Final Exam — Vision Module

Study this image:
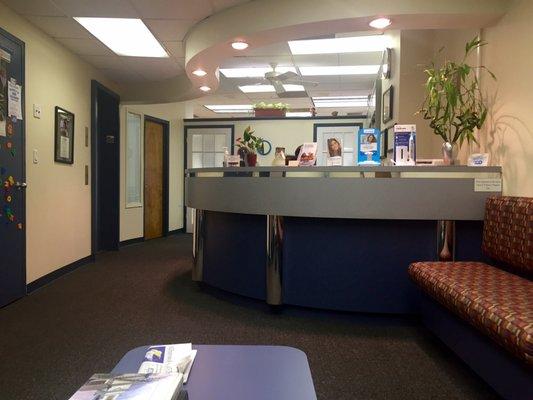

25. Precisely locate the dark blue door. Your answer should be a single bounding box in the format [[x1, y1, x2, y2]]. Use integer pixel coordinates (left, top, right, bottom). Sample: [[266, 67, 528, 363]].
[[0, 28, 25, 307]]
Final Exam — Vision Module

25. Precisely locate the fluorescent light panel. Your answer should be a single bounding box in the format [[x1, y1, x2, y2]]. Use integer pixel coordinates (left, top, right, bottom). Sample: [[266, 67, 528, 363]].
[[239, 84, 304, 93], [288, 35, 387, 55], [74, 17, 168, 57], [286, 112, 312, 117], [205, 104, 253, 113], [313, 96, 369, 108], [219, 66, 296, 78], [299, 65, 380, 76]]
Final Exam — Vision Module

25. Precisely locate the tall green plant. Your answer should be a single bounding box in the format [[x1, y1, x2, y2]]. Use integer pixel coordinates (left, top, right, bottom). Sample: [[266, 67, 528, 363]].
[[418, 37, 495, 147]]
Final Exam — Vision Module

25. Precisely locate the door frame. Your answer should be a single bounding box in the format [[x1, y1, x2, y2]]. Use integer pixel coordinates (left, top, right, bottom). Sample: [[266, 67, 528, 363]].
[[0, 27, 26, 300], [182, 124, 235, 231], [144, 115, 169, 238], [91, 80, 120, 254]]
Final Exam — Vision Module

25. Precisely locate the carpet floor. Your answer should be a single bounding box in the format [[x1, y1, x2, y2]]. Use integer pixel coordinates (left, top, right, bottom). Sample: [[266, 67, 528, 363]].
[[0, 234, 499, 399]]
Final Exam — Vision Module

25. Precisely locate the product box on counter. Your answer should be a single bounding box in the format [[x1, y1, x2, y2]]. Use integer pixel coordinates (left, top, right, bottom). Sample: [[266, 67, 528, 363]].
[[357, 128, 381, 165], [393, 125, 416, 165]]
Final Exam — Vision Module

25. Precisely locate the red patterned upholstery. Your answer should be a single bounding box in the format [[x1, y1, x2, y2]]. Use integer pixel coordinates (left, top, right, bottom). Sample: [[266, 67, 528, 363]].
[[409, 261, 533, 364], [482, 196, 533, 276]]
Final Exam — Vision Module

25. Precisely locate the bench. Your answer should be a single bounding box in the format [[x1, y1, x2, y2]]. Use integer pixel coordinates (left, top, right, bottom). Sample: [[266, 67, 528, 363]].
[[409, 196, 532, 399]]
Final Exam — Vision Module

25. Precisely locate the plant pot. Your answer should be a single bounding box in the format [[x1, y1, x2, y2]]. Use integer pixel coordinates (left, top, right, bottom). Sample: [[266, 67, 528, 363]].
[[247, 153, 258, 167], [442, 142, 456, 165], [254, 108, 286, 118]]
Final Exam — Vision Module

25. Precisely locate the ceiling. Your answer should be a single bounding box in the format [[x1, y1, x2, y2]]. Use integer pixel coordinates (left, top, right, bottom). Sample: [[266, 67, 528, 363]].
[[2, 0, 251, 82], [191, 38, 382, 117]]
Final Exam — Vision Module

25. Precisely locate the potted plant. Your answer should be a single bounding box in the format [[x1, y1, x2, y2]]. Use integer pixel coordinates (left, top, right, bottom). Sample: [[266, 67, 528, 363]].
[[253, 102, 289, 117], [417, 37, 496, 164], [235, 126, 265, 167]]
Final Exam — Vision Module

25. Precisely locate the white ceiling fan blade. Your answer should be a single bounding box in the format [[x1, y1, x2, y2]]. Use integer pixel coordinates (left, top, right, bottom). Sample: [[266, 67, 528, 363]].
[[271, 79, 286, 94], [275, 71, 298, 81], [284, 80, 319, 87]]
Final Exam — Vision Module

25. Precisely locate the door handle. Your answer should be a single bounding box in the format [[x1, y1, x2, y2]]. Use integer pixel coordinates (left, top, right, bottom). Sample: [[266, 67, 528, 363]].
[[15, 182, 27, 189]]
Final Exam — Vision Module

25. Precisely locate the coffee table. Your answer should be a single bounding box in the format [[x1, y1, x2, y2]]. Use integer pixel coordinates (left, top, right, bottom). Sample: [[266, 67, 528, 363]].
[[112, 345, 317, 400]]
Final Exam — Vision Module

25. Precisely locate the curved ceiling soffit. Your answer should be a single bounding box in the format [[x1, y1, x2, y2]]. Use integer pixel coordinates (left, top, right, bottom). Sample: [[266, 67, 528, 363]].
[[122, 0, 509, 104]]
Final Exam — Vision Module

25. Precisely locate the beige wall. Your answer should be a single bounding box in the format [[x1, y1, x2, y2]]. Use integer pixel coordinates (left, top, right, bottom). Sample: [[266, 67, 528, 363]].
[[186, 118, 367, 166], [0, 3, 120, 283], [478, 0, 533, 196], [119, 102, 189, 242]]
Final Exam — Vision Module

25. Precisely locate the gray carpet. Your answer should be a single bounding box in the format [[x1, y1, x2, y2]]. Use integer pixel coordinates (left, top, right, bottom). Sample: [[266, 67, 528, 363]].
[[0, 234, 498, 399]]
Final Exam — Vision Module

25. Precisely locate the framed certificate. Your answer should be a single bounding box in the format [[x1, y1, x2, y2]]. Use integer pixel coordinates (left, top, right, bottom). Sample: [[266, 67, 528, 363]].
[[54, 106, 75, 164]]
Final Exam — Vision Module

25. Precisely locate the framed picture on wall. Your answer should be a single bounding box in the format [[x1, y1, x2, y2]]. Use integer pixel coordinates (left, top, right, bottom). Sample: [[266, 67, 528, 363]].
[[54, 106, 75, 164], [382, 86, 393, 124]]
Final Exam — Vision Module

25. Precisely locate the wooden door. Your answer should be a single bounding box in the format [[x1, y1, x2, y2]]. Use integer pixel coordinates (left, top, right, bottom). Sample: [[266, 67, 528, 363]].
[[144, 120, 163, 240]]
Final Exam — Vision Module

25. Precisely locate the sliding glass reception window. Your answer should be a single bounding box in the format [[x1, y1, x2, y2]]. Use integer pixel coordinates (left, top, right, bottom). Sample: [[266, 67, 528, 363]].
[[126, 111, 142, 207]]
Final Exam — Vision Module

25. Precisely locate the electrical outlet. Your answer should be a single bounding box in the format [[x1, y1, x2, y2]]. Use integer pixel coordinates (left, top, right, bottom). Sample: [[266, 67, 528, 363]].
[[33, 149, 38, 164], [33, 104, 42, 119]]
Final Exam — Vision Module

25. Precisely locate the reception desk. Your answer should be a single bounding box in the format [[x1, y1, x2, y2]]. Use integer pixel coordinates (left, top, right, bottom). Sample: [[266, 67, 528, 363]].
[[185, 166, 502, 313]]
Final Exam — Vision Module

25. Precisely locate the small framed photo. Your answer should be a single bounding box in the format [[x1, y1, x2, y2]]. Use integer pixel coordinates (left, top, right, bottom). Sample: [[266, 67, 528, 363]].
[[55, 106, 75, 164], [382, 86, 393, 124]]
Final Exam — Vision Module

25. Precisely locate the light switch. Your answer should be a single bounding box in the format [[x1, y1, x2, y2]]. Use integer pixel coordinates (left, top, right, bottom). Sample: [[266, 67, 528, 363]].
[[33, 104, 42, 119], [33, 149, 38, 164]]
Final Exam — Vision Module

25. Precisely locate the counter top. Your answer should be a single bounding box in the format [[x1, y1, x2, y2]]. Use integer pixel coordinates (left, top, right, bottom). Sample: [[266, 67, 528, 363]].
[[186, 166, 502, 174]]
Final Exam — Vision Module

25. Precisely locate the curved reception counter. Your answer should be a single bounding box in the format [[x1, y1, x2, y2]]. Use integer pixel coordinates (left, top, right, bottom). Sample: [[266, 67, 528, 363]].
[[185, 166, 502, 313]]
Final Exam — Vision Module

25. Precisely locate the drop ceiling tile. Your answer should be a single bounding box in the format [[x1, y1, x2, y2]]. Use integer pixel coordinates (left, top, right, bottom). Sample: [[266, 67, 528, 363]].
[[56, 37, 115, 56], [162, 41, 184, 58], [245, 42, 291, 57], [292, 54, 339, 67], [2, 0, 64, 16], [81, 55, 125, 69], [129, 0, 213, 20], [120, 57, 184, 81], [340, 75, 376, 84], [144, 19, 195, 41], [211, 0, 251, 13], [25, 16, 91, 38], [51, 0, 138, 17], [221, 56, 294, 68], [339, 52, 383, 65]]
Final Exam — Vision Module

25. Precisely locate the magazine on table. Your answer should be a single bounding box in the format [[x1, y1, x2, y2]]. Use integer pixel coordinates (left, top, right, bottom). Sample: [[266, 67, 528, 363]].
[[68, 373, 184, 400], [138, 343, 197, 383]]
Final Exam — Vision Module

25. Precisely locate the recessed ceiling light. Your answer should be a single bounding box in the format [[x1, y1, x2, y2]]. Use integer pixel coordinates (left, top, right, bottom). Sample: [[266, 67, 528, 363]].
[[369, 17, 391, 29], [231, 41, 249, 50], [286, 111, 312, 117], [239, 84, 305, 93], [299, 65, 381, 76], [219, 66, 296, 78], [74, 17, 168, 57], [193, 69, 207, 77], [199, 86, 211, 92], [288, 35, 387, 55], [312, 96, 369, 108], [205, 104, 253, 113]]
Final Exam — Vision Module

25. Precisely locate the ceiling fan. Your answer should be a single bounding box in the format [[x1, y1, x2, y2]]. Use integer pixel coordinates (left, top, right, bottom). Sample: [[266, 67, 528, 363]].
[[254, 63, 318, 98]]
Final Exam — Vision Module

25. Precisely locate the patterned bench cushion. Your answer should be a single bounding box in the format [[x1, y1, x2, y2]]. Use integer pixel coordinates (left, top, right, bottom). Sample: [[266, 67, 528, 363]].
[[482, 196, 533, 276], [409, 261, 533, 364]]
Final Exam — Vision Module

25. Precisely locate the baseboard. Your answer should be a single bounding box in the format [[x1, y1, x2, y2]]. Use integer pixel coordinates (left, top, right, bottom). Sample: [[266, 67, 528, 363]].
[[27, 255, 95, 293], [168, 228, 185, 235], [120, 237, 144, 247]]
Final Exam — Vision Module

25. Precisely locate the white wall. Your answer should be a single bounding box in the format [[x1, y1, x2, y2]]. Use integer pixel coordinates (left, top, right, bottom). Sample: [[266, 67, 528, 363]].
[[0, 3, 121, 283], [477, 0, 533, 196], [185, 118, 367, 165], [119, 102, 189, 242]]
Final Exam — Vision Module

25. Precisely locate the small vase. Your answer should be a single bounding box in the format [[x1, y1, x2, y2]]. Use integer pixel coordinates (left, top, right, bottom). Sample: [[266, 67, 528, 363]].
[[442, 142, 455, 165], [247, 153, 258, 167]]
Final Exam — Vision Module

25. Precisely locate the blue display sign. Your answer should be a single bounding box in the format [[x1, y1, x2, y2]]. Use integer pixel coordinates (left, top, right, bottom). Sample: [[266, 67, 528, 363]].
[[357, 128, 381, 165]]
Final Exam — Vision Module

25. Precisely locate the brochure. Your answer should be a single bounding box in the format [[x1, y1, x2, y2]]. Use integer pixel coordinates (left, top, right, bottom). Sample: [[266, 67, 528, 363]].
[[138, 344, 197, 383], [326, 137, 343, 166], [357, 128, 381, 165], [297, 143, 318, 166], [68, 373, 184, 400], [393, 125, 416, 165]]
